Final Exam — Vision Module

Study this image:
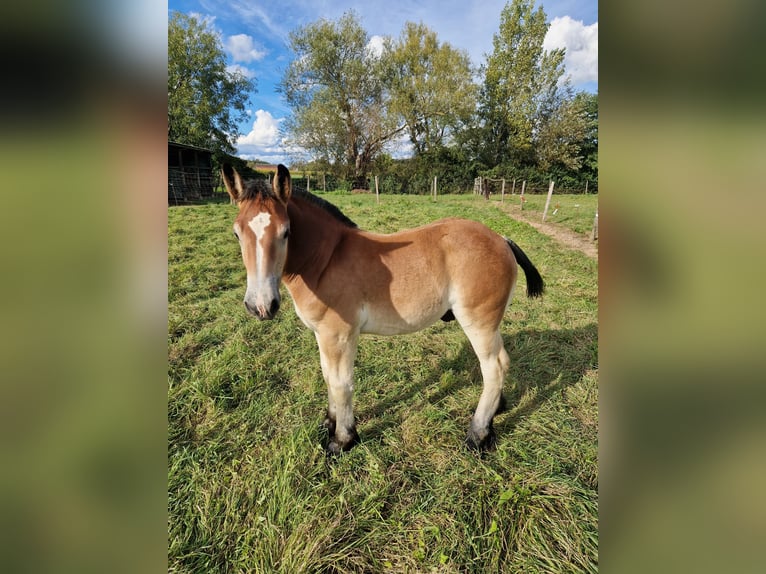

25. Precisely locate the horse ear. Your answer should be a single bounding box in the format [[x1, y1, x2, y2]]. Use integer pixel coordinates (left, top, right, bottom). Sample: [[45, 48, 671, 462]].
[[221, 164, 244, 203], [273, 164, 292, 205]]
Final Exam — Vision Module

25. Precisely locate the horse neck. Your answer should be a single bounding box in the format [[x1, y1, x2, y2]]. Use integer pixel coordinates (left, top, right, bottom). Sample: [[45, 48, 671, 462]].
[[283, 194, 347, 283]]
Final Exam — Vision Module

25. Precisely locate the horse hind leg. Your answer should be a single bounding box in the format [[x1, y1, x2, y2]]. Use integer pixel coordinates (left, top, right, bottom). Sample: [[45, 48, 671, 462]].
[[461, 326, 511, 451]]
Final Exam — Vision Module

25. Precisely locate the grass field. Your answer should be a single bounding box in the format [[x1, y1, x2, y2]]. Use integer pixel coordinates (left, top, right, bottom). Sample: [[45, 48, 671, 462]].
[[168, 193, 598, 573], [489, 193, 598, 236]]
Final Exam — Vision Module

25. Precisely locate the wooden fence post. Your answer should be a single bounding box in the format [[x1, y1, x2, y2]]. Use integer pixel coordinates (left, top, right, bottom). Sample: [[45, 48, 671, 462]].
[[585, 180, 589, 194], [520, 180, 526, 210], [375, 175, 379, 204], [323, 173, 326, 192], [591, 211, 599, 241], [501, 178, 506, 202], [307, 173, 310, 193], [542, 180, 555, 221], [433, 176, 437, 199], [511, 178, 516, 195]]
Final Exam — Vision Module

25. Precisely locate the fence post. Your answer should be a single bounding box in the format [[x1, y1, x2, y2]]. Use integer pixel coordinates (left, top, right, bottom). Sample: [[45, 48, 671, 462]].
[[323, 173, 326, 192], [307, 173, 310, 193], [520, 180, 526, 210], [585, 180, 589, 194], [511, 178, 516, 195], [433, 176, 437, 199], [501, 178, 506, 202], [375, 175, 379, 205], [591, 211, 599, 241], [542, 180, 555, 221]]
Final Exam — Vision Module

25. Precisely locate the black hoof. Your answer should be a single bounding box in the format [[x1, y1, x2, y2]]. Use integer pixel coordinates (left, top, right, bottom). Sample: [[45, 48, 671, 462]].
[[465, 426, 497, 452], [325, 426, 360, 456]]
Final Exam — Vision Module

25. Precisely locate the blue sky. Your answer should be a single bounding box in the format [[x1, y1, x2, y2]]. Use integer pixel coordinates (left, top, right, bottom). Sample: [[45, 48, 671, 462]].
[[168, 0, 598, 165]]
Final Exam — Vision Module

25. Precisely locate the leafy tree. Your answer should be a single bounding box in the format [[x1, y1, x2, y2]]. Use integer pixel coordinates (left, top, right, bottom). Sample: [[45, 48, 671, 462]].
[[389, 22, 477, 156], [534, 86, 589, 173], [478, 0, 566, 168], [574, 91, 598, 186], [280, 11, 403, 188], [168, 12, 254, 153]]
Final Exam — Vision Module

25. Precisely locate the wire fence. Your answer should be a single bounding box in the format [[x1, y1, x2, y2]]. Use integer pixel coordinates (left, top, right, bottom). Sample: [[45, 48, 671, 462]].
[[168, 167, 219, 205]]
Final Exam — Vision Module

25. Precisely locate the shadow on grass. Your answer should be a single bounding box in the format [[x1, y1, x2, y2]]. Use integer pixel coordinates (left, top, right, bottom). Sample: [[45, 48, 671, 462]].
[[359, 323, 598, 443]]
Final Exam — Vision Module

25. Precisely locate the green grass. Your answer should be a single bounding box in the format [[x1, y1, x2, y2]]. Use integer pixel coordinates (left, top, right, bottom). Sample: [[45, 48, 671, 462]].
[[489, 193, 599, 235], [169, 193, 598, 573]]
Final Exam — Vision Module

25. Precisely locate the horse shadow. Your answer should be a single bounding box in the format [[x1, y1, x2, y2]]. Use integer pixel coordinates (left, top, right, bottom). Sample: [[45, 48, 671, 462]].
[[357, 322, 598, 444]]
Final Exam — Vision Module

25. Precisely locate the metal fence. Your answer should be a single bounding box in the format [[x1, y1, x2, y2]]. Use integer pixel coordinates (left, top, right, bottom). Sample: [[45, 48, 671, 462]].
[[168, 167, 219, 204]]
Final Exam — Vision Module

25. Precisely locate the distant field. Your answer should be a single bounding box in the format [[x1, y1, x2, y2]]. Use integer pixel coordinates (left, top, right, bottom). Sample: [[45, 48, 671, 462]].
[[488, 192, 599, 235], [168, 193, 598, 573]]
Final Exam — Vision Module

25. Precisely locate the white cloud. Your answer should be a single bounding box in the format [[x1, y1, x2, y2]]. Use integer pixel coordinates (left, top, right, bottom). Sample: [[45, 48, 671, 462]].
[[544, 17, 598, 85], [235, 110, 309, 164], [367, 35, 385, 58], [226, 64, 256, 79], [188, 11, 217, 28], [225, 33, 266, 62], [237, 109, 282, 150]]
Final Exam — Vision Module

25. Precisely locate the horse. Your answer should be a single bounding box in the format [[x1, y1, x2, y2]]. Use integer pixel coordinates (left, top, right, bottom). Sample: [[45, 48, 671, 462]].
[[221, 164, 544, 454]]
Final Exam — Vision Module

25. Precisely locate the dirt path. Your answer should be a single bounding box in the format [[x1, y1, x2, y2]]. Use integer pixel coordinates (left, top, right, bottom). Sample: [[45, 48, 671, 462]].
[[497, 204, 598, 259]]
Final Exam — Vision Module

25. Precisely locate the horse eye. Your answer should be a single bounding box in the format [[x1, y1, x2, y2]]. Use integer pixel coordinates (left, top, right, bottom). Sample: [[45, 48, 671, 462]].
[[283, 228, 291, 240], [233, 231, 240, 240]]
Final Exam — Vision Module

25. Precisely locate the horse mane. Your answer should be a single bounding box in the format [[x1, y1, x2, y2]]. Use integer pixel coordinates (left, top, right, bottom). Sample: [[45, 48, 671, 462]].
[[239, 178, 357, 229], [293, 190, 357, 228]]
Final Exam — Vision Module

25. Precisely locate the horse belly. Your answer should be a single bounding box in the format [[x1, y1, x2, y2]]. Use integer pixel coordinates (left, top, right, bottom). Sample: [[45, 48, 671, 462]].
[[359, 294, 448, 336]]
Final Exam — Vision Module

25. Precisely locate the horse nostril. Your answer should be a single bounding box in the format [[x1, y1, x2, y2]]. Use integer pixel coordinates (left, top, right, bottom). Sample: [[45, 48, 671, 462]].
[[269, 299, 280, 316], [244, 300, 257, 315]]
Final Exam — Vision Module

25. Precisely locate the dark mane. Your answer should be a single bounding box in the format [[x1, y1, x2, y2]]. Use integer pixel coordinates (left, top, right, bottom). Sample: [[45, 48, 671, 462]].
[[293, 189, 357, 228], [239, 178, 357, 228]]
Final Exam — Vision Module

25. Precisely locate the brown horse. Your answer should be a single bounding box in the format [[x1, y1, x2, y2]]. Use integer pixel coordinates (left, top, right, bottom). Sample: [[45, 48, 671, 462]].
[[222, 164, 544, 454]]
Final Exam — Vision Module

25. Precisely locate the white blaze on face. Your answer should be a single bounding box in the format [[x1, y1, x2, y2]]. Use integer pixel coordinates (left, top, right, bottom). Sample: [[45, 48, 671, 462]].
[[248, 212, 272, 274], [244, 211, 278, 314], [248, 211, 271, 240]]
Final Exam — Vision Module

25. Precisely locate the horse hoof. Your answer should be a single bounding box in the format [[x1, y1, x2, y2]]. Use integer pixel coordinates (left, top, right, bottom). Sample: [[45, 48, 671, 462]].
[[325, 427, 360, 455], [465, 427, 496, 452]]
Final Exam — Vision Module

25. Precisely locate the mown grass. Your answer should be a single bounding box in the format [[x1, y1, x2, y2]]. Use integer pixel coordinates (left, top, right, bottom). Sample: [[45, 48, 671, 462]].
[[488, 193, 599, 235], [168, 193, 598, 573]]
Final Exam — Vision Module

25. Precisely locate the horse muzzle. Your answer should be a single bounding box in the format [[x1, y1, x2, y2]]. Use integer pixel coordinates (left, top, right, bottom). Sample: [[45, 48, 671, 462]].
[[244, 296, 280, 320]]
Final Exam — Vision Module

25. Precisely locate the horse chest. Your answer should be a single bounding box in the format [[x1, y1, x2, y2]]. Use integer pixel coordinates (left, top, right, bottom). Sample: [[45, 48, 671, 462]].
[[291, 298, 318, 330]]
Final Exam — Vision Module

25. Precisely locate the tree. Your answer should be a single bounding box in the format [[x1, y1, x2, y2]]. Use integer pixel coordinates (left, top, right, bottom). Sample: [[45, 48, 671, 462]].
[[280, 11, 403, 188], [168, 12, 254, 154], [574, 91, 598, 185], [478, 0, 566, 168], [534, 86, 589, 173], [389, 22, 477, 156]]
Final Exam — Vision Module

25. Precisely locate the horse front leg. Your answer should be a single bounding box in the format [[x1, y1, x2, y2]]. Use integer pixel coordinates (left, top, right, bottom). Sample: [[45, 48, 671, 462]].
[[315, 329, 360, 454]]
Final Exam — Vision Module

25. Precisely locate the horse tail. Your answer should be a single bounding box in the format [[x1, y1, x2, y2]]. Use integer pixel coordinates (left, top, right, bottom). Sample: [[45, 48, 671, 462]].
[[506, 238, 545, 298]]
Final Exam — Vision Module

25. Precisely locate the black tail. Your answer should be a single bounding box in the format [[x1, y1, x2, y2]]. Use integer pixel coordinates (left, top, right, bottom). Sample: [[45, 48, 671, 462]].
[[506, 239, 545, 298]]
